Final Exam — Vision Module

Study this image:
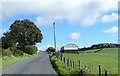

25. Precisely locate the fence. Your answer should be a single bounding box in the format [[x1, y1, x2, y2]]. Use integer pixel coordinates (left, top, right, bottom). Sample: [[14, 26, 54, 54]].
[[59, 53, 108, 76]]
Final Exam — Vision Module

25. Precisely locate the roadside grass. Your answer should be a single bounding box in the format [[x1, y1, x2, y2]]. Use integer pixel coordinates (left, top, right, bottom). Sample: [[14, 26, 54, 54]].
[[50, 55, 81, 76], [63, 48, 118, 74], [0, 54, 38, 69]]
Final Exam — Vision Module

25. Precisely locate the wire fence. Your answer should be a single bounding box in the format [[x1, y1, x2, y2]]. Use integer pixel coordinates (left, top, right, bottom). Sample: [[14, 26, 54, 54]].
[[59, 53, 109, 76]]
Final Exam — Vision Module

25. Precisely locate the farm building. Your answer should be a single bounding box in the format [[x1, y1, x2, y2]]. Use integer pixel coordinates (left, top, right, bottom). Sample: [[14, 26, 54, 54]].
[[61, 44, 79, 53]]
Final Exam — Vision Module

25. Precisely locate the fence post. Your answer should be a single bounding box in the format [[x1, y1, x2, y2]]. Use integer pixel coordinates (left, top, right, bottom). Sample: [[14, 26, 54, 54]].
[[104, 69, 107, 76], [60, 53, 62, 61], [70, 60, 72, 68], [63, 57, 65, 64], [67, 58, 69, 67], [79, 60, 80, 70], [73, 61, 74, 68], [99, 65, 101, 76]]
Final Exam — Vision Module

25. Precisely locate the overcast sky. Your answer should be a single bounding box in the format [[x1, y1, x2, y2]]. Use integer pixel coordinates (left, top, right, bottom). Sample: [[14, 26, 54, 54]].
[[0, 0, 118, 50]]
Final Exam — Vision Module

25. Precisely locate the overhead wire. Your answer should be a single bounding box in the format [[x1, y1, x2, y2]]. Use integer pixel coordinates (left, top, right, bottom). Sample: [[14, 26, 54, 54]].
[[0, 9, 13, 22]]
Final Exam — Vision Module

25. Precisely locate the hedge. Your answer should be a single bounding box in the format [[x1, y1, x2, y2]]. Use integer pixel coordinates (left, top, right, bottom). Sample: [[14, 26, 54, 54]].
[[24, 45, 37, 55]]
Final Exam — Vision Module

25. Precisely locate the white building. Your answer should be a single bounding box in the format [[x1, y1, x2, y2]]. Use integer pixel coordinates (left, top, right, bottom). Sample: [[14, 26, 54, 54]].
[[61, 44, 79, 53]]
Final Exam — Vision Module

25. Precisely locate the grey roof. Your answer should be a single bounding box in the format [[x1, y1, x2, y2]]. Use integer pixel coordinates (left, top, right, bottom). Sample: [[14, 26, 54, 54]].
[[61, 43, 79, 50], [64, 43, 78, 47]]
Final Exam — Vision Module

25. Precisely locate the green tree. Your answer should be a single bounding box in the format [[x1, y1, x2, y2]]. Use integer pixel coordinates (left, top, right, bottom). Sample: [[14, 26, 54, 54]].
[[46, 47, 55, 53], [9, 19, 43, 46], [1, 32, 14, 49]]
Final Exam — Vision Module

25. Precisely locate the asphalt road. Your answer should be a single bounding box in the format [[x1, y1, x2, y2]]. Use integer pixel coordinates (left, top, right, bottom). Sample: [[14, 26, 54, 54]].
[[2, 51, 57, 75]]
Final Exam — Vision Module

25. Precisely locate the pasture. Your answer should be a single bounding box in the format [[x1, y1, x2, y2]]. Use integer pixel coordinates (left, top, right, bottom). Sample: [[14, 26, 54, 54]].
[[63, 48, 118, 74]]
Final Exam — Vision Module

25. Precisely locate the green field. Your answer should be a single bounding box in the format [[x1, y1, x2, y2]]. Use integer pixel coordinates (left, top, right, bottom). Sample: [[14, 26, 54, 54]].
[[63, 48, 118, 74]]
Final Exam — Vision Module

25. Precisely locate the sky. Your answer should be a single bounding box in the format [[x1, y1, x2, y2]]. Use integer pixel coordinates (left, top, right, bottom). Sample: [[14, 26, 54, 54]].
[[0, 0, 119, 51]]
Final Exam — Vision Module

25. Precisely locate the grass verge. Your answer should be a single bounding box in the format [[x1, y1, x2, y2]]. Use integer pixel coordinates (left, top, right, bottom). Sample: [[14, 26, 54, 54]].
[[0, 54, 38, 69], [49, 54, 86, 76]]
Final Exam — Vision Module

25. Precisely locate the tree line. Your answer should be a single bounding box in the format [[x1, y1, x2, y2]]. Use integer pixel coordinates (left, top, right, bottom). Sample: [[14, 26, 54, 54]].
[[79, 43, 120, 51]]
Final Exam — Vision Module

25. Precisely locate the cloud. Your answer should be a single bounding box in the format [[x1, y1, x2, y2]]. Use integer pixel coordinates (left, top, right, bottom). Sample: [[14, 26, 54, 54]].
[[118, 37, 120, 44], [36, 16, 53, 26], [1, 0, 118, 26], [70, 32, 81, 40], [0, 29, 7, 34], [37, 44, 54, 51], [80, 14, 100, 27], [37, 46, 46, 51], [101, 13, 118, 22], [0, 29, 8, 37], [102, 26, 118, 33], [81, 13, 118, 26], [46, 44, 54, 48], [36, 16, 63, 26]]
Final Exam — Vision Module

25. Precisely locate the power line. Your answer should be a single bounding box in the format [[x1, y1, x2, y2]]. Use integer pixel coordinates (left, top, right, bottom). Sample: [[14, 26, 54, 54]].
[[0, 9, 13, 22]]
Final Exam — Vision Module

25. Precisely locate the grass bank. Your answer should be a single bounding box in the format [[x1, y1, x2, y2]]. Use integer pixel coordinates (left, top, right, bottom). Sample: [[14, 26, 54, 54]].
[[49, 54, 86, 76], [0, 54, 38, 69]]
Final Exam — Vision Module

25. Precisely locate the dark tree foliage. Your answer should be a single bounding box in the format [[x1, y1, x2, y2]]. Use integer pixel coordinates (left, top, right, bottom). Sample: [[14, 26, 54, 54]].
[[0, 39, 2, 56], [24, 45, 38, 55], [46, 47, 55, 53], [2, 32, 14, 49], [9, 19, 43, 46], [79, 43, 120, 51]]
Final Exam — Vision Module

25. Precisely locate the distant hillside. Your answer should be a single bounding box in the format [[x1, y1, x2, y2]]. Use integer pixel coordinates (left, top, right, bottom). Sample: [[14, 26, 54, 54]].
[[79, 43, 120, 51]]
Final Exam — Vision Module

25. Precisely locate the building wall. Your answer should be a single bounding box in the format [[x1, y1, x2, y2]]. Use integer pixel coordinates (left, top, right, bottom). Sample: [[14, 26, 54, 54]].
[[63, 50, 79, 53], [63, 44, 79, 50], [64, 47, 78, 50]]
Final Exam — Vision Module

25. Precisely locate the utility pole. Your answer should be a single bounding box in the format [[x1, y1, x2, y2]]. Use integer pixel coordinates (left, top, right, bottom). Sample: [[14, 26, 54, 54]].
[[53, 22, 56, 52]]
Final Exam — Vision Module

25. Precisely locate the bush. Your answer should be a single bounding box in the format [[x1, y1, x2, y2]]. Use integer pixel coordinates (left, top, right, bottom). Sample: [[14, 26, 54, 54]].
[[13, 50, 24, 57], [2, 47, 24, 57], [2, 48, 13, 57], [46, 47, 55, 53], [53, 52, 60, 58], [16, 44, 24, 51], [24, 45, 37, 55], [9, 47, 24, 57]]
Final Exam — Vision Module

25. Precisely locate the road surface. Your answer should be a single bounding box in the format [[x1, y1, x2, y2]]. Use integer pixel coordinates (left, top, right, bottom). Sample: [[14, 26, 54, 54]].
[[2, 51, 57, 75]]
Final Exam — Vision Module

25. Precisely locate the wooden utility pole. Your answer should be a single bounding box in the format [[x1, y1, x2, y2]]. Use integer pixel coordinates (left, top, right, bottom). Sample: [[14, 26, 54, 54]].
[[53, 22, 56, 52]]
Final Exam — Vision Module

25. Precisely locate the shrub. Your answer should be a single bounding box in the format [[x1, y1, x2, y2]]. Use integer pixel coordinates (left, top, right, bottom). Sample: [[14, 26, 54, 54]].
[[53, 52, 60, 58], [9, 47, 24, 56], [14, 50, 24, 57], [24, 45, 37, 55], [2, 47, 24, 57], [16, 44, 24, 51], [46, 47, 55, 53], [2, 48, 13, 57]]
